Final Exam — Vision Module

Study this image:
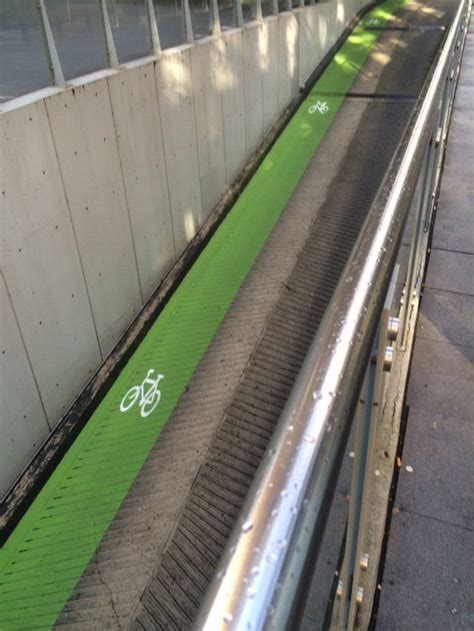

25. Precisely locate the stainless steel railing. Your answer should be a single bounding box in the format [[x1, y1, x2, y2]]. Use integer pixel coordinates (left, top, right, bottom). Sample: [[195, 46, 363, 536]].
[[193, 0, 470, 628]]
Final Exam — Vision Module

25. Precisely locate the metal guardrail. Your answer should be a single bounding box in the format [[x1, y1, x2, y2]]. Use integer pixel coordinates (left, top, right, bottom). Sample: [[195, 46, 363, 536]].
[[193, 0, 471, 628], [0, 0, 304, 103]]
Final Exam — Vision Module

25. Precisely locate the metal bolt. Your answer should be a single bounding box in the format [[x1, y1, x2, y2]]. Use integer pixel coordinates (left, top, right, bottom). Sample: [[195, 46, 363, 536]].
[[336, 580, 344, 599], [383, 346, 394, 372], [360, 553, 369, 572], [356, 586, 364, 605], [387, 317, 400, 342]]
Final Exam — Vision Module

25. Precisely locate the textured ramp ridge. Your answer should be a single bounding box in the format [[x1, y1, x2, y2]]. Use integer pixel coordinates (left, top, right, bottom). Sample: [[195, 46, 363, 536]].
[[0, 1, 408, 627], [56, 83, 369, 629], [132, 99, 414, 629]]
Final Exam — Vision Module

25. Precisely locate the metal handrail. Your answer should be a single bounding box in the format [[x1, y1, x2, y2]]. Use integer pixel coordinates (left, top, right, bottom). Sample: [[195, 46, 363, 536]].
[[193, 0, 469, 628]]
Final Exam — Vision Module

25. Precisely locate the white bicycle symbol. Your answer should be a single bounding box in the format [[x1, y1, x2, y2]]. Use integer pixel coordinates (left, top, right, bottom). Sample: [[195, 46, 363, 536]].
[[120, 369, 164, 418], [308, 100, 329, 115], [366, 17, 381, 26]]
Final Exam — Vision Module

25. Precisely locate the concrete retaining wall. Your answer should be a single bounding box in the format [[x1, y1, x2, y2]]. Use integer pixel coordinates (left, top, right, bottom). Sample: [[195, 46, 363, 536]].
[[0, 0, 369, 496]]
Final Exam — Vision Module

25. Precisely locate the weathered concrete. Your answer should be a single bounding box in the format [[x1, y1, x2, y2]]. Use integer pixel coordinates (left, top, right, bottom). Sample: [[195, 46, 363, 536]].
[[0, 1, 368, 495], [56, 79, 382, 631]]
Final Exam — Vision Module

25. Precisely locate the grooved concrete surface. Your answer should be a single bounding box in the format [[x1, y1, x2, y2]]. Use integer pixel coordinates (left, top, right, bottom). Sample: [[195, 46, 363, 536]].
[[54, 71, 374, 631], [58, 95, 383, 631], [132, 100, 413, 631], [376, 15, 474, 630], [129, 6, 449, 624]]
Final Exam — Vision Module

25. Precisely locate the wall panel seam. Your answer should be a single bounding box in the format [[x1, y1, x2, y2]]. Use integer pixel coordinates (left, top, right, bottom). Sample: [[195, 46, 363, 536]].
[[277, 16, 282, 120], [0, 269, 50, 429], [220, 43, 230, 187], [189, 51, 206, 221], [106, 80, 145, 306], [43, 101, 103, 362], [241, 31, 249, 158], [260, 24, 266, 134], [151, 62, 177, 259]]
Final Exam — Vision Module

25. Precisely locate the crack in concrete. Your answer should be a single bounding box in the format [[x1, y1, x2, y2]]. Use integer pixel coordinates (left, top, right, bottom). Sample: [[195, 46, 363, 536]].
[[398, 506, 474, 533], [95, 554, 123, 630]]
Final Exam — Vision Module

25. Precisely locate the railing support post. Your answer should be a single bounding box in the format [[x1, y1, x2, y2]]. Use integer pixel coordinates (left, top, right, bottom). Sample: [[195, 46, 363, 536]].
[[36, 0, 65, 86], [334, 271, 399, 630], [234, 0, 244, 27], [209, 0, 222, 35], [99, 0, 119, 68], [252, 0, 263, 21], [146, 0, 162, 55], [399, 139, 432, 346], [182, 0, 195, 44]]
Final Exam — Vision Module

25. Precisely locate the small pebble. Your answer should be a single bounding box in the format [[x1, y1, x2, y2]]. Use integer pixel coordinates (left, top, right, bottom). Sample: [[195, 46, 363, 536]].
[[405, 465, 414, 473]]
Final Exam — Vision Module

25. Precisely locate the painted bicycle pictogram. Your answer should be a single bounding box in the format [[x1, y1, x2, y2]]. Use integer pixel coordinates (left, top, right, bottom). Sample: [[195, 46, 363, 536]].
[[365, 17, 381, 26], [120, 369, 165, 418], [308, 100, 329, 115]]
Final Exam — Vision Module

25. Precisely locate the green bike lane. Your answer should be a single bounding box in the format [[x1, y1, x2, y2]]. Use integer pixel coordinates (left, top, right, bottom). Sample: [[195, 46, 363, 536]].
[[0, 2, 406, 627]]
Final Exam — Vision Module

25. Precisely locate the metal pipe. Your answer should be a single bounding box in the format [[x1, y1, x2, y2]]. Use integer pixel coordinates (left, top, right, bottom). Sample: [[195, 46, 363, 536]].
[[36, 0, 65, 86], [193, 1, 467, 629], [182, 0, 195, 44], [146, 0, 162, 55], [252, 0, 263, 21], [233, 0, 244, 27], [99, 0, 119, 67], [209, 0, 222, 35]]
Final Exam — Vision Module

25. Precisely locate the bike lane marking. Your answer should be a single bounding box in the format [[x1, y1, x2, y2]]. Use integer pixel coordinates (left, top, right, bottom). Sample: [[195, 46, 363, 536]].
[[0, 1, 407, 626], [119, 370, 165, 417]]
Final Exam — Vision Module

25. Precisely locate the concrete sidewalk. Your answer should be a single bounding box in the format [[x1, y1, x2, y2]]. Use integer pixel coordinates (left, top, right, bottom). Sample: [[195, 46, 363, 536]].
[[376, 13, 474, 631]]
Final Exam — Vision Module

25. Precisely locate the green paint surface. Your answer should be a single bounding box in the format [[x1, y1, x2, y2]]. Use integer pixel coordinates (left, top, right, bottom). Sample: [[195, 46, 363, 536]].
[[0, 2, 405, 627]]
